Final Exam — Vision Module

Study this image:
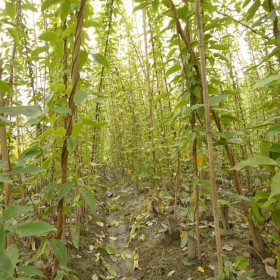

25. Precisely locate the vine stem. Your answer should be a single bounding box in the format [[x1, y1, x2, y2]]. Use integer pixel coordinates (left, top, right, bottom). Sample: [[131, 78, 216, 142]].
[[53, 0, 86, 277]]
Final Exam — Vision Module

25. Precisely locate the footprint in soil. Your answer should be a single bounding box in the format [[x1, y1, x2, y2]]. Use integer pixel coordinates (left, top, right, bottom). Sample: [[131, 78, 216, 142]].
[[106, 211, 134, 279]]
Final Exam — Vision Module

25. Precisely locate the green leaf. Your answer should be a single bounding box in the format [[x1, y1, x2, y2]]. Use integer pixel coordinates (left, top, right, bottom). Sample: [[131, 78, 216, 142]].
[[0, 105, 41, 117], [22, 2, 38, 12], [54, 270, 66, 280], [72, 122, 83, 137], [0, 80, 12, 94], [53, 106, 71, 115], [152, 0, 159, 11], [16, 221, 55, 237], [92, 54, 109, 68], [6, 245, 18, 272], [42, 0, 62, 11], [18, 147, 42, 164], [106, 244, 116, 255], [267, 125, 280, 138], [232, 155, 278, 171], [0, 224, 4, 252], [7, 28, 19, 43], [55, 127, 66, 136], [5, 1, 16, 18], [209, 94, 230, 106], [133, 1, 149, 12], [174, 100, 188, 110], [235, 256, 249, 270], [154, 93, 169, 103], [80, 188, 96, 213], [246, 0, 260, 21], [57, 181, 74, 201], [82, 119, 107, 127], [166, 64, 181, 77], [31, 46, 49, 57], [228, 138, 244, 145], [0, 252, 13, 280], [38, 31, 58, 42], [60, 0, 71, 21], [74, 90, 87, 105], [17, 265, 46, 278], [210, 44, 228, 50], [51, 239, 68, 266], [0, 174, 13, 184], [4, 205, 32, 221], [253, 73, 280, 89], [67, 137, 75, 153], [9, 166, 45, 175], [62, 23, 76, 38], [270, 171, 280, 198], [79, 50, 88, 69], [70, 225, 80, 249], [0, 160, 7, 169]]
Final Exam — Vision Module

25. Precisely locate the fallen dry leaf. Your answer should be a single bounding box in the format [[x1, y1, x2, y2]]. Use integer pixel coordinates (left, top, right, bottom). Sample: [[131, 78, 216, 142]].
[[197, 266, 205, 273], [96, 222, 104, 227], [222, 244, 233, 252], [263, 257, 276, 266], [89, 245, 94, 251], [265, 264, 278, 278], [167, 270, 176, 276], [180, 231, 188, 238], [92, 273, 99, 280], [109, 236, 117, 240], [75, 255, 82, 259]]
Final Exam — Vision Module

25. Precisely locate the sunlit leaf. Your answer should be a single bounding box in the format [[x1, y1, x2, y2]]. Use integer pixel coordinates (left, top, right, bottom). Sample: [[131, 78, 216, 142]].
[[92, 54, 109, 68], [42, 0, 62, 11], [38, 31, 58, 42], [0, 80, 12, 94], [5, 1, 16, 18], [60, 0, 71, 21], [232, 155, 278, 171]]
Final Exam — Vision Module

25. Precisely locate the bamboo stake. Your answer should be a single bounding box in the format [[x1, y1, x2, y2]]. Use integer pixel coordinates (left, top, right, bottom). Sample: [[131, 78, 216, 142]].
[[195, 0, 223, 273]]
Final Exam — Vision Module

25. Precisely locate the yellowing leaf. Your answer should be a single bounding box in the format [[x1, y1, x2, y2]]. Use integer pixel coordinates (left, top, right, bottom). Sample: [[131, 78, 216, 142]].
[[197, 266, 204, 273], [180, 231, 188, 238], [197, 155, 204, 167]]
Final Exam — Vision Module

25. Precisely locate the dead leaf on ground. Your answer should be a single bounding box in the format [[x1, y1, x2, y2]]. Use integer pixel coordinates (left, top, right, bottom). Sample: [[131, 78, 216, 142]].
[[263, 257, 276, 266], [265, 264, 278, 278], [96, 222, 104, 227], [197, 266, 205, 273], [167, 270, 176, 276], [75, 255, 82, 259], [109, 236, 117, 240], [92, 274, 99, 280], [222, 244, 233, 251], [146, 221, 153, 226]]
